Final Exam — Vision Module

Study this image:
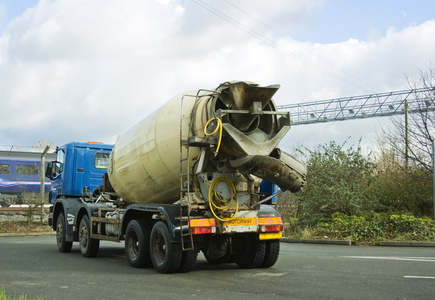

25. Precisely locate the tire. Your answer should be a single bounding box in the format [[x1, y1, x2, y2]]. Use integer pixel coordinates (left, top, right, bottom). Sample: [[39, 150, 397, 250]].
[[125, 220, 152, 268], [203, 249, 232, 264], [56, 213, 72, 253], [79, 215, 100, 257], [150, 221, 182, 274], [260, 240, 280, 268], [235, 235, 266, 269], [178, 250, 198, 273]]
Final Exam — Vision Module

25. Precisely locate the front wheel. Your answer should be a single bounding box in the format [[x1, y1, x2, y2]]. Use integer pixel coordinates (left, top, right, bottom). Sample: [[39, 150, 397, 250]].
[[150, 221, 182, 274], [56, 213, 72, 253], [79, 215, 100, 257]]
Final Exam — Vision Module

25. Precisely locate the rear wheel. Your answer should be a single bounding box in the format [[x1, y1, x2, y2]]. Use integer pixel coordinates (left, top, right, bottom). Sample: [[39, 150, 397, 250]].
[[204, 249, 232, 264], [56, 213, 72, 253], [79, 215, 100, 257], [260, 240, 280, 268], [150, 221, 182, 274], [178, 250, 198, 273], [235, 235, 266, 269], [125, 220, 152, 268]]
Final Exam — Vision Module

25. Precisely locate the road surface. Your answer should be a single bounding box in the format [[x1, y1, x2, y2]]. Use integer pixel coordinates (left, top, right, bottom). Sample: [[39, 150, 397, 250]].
[[0, 236, 434, 299]]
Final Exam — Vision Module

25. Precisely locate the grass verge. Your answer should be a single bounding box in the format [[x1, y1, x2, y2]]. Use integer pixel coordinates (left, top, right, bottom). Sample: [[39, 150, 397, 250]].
[[0, 287, 45, 300]]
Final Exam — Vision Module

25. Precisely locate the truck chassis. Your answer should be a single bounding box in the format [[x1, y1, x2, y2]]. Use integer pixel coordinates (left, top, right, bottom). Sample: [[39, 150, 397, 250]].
[[50, 194, 282, 273]]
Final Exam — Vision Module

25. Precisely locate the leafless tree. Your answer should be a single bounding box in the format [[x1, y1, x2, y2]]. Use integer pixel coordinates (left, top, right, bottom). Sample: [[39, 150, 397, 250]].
[[384, 64, 435, 173]]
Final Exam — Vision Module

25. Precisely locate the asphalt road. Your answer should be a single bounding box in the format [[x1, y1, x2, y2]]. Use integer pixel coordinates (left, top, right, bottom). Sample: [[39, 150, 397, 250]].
[[0, 236, 434, 299]]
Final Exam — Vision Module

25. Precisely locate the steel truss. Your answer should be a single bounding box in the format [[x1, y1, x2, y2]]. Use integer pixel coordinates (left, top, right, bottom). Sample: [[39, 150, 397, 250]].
[[277, 87, 435, 126]]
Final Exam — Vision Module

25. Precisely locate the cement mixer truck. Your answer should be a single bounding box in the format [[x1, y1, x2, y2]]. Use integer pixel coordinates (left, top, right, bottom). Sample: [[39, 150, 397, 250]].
[[46, 81, 306, 274]]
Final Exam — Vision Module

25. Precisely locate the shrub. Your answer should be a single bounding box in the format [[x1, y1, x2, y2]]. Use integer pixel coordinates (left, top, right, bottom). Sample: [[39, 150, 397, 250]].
[[312, 212, 435, 244], [297, 141, 377, 224]]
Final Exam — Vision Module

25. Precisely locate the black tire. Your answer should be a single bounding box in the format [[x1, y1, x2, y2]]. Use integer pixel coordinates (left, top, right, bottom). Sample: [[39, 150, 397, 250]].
[[56, 213, 73, 253], [203, 249, 232, 264], [125, 220, 152, 268], [235, 235, 266, 269], [79, 215, 100, 257], [260, 240, 280, 268], [150, 221, 182, 274], [178, 250, 198, 273]]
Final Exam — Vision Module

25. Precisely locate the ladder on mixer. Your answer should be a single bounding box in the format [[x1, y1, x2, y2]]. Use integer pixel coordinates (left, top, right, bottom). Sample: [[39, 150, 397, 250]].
[[179, 95, 194, 251]]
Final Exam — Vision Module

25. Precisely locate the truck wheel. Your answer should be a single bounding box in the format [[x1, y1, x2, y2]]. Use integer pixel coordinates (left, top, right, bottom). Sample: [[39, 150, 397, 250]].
[[79, 215, 100, 257], [178, 250, 198, 273], [125, 220, 152, 268], [235, 235, 266, 269], [260, 240, 280, 268], [150, 221, 182, 274], [56, 213, 72, 253], [203, 249, 232, 264]]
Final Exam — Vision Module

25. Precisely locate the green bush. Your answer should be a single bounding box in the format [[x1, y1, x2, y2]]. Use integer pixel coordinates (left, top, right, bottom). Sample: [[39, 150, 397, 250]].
[[311, 212, 435, 244], [297, 141, 377, 224], [281, 139, 435, 243], [293, 140, 434, 225], [369, 166, 433, 217]]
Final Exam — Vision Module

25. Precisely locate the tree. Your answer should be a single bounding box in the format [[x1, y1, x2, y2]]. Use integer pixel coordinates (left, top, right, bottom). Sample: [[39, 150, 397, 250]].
[[297, 140, 376, 224], [385, 64, 435, 172], [371, 140, 433, 217]]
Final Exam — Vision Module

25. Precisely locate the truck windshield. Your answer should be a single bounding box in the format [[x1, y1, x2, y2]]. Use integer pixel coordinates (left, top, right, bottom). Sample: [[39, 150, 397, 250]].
[[95, 152, 110, 169]]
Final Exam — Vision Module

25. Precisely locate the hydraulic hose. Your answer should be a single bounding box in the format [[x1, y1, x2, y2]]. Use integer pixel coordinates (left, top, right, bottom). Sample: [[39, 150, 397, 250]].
[[204, 117, 222, 155], [208, 176, 238, 222]]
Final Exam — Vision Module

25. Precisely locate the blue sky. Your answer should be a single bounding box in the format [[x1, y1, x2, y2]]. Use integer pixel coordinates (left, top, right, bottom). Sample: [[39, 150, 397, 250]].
[[0, 0, 38, 32], [0, 0, 434, 152], [302, 0, 435, 43], [2, 1, 434, 43]]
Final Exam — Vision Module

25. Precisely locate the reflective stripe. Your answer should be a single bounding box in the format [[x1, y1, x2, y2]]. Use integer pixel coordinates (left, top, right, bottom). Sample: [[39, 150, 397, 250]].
[[188, 218, 216, 227], [258, 217, 282, 225]]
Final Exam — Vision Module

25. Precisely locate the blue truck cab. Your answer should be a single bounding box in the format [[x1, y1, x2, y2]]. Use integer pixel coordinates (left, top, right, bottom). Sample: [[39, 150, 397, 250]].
[[260, 180, 277, 205], [46, 142, 113, 228]]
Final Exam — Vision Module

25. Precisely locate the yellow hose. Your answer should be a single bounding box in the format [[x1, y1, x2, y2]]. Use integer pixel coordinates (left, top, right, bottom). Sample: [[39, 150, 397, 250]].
[[208, 176, 238, 222], [204, 117, 222, 155]]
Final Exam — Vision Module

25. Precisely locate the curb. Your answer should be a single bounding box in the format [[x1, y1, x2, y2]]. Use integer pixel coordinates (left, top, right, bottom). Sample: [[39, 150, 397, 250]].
[[281, 238, 352, 245], [281, 238, 435, 247], [377, 241, 435, 247]]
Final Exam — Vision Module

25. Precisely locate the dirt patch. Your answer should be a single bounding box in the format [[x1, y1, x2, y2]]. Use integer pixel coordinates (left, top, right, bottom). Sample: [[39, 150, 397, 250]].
[[0, 220, 53, 234], [0, 213, 53, 235]]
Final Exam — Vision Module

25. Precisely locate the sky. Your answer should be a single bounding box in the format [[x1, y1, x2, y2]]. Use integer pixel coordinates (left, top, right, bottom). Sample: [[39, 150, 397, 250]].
[[0, 0, 435, 155]]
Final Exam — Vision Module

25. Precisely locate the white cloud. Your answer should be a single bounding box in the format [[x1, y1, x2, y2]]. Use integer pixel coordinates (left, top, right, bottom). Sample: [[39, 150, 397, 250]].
[[0, 0, 434, 151]]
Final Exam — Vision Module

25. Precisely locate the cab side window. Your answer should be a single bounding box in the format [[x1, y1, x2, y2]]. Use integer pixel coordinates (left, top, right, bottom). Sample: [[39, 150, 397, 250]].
[[53, 149, 65, 174], [95, 152, 109, 169]]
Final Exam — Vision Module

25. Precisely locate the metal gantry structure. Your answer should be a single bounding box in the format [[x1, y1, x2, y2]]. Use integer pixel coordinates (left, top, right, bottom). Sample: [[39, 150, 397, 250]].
[[277, 87, 435, 126]]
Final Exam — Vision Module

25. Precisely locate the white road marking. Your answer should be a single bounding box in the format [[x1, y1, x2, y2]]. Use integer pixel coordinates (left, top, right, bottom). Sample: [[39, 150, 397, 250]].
[[253, 272, 288, 277], [342, 256, 435, 262], [404, 276, 435, 279]]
